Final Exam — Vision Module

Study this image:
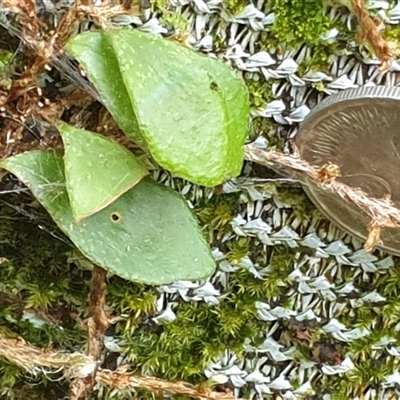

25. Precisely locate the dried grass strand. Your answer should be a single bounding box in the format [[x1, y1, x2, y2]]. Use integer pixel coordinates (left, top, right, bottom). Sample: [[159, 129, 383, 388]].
[[0, 334, 237, 400], [97, 368, 238, 400], [70, 265, 109, 399], [350, 0, 392, 66], [244, 144, 400, 251]]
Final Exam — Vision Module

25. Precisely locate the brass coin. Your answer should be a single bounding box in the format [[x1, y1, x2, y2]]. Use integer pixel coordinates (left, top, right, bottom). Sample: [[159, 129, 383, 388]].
[[295, 86, 400, 255]]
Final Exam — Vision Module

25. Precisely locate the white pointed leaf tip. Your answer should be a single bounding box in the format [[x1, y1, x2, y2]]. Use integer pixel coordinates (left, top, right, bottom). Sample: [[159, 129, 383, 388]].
[[193, 282, 220, 297], [300, 233, 324, 249], [225, 44, 250, 59], [319, 28, 339, 41], [242, 218, 272, 233], [209, 374, 229, 384], [328, 74, 358, 90], [247, 51, 275, 66], [230, 374, 247, 388], [387, 347, 400, 357], [198, 35, 213, 49], [368, 0, 389, 9], [245, 371, 270, 383], [103, 336, 123, 352], [360, 291, 386, 302], [262, 13, 275, 24], [309, 276, 332, 290], [268, 375, 292, 390], [336, 282, 356, 294], [255, 301, 270, 310], [348, 249, 377, 264], [344, 327, 370, 341], [222, 365, 246, 376], [302, 71, 332, 82], [288, 74, 306, 87], [271, 226, 300, 240], [376, 256, 394, 269], [276, 58, 298, 74], [152, 304, 176, 324], [323, 318, 347, 333], [296, 310, 321, 322], [293, 382, 314, 395], [269, 306, 296, 319], [281, 392, 296, 400], [193, 0, 210, 13], [288, 105, 310, 122], [211, 248, 224, 260], [234, 4, 265, 19], [252, 136, 268, 148], [325, 240, 350, 256], [112, 14, 143, 26], [390, 2, 400, 18], [384, 371, 400, 385], [238, 255, 254, 268], [140, 18, 169, 35], [260, 336, 284, 351]]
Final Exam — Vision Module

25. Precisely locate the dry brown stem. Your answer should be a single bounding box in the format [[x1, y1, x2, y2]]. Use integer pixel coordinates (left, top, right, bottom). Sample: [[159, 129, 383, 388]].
[[0, 334, 95, 377], [350, 0, 392, 66], [70, 265, 109, 399], [97, 368, 237, 400], [0, 334, 237, 399], [244, 144, 400, 251]]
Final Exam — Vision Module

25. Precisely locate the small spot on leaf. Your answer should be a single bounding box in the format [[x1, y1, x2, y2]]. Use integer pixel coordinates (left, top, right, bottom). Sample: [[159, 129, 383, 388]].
[[210, 81, 218, 90], [111, 212, 121, 223]]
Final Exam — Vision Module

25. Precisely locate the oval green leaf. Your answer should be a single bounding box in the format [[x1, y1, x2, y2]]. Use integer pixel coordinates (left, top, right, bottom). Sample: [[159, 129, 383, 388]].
[[1, 150, 215, 284], [57, 121, 148, 221], [65, 29, 250, 187]]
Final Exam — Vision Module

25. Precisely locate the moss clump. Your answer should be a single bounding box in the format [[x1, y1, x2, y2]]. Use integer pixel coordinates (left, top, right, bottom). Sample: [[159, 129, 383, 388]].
[[152, 0, 189, 32], [227, 237, 251, 264], [276, 186, 322, 223], [245, 75, 274, 109], [119, 246, 297, 386], [224, 0, 248, 15], [0, 187, 88, 397], [0, 360, 68, 400], [257, 0, 351, 73], [269, 0, 333, 48], [196, 193, 241, 242]]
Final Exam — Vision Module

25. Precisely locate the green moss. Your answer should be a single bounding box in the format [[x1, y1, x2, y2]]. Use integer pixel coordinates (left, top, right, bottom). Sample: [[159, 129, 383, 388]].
[[196, 193, 241, 242], [256, 0, 352, 73], [269, 0, 332, 46], [245, 75, 274, 109], [108, 278, 158, 335], [0, 360, 69, 400], [224, 0, 248, 15], [152, 0, 189, 32], [346, 357, 398, 393], [383, 22, 400, 42], [118, 247, 301, 384], [227, 237, 251, 264], [276, 186, 322, 224]]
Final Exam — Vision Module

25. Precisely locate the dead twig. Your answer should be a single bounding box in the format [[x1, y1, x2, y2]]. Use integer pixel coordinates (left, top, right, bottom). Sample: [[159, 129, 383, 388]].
[[244, 144, 400, 251], [0, 334, 237, 400], [70, 265, 109, 400], [0, 334, 95, 377], [350, 0, 393, 67], [97, 367, 237, 400]]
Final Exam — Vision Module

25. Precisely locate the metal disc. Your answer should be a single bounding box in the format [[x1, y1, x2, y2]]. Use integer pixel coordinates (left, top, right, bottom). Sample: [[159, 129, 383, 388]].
[[295, 86, 400, 256]]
